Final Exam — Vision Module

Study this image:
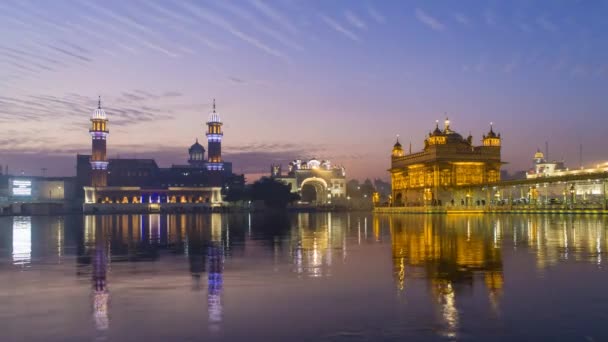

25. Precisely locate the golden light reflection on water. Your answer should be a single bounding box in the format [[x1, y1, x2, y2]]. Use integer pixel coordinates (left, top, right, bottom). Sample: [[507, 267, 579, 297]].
[[378, 214, 608, 339], [2, 213, 608, 340]]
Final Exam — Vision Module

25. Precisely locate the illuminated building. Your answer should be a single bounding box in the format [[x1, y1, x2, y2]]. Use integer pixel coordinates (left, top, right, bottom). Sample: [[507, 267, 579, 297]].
[[80, 98, 242, 212], [271, 159, 346, 204], [527, 149, 566, 178], [390, 118, 502, 206], [90, 97, 109, 187], [206, 99, 224, 171]]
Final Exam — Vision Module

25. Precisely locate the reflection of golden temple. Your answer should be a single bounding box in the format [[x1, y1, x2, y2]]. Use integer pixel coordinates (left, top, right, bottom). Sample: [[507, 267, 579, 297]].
[[386, 213, 504, 333]]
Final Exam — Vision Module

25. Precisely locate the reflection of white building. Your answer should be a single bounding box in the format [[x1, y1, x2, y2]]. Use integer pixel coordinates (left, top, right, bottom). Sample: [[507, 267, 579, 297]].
[[12, 216, 31, 266], [292, 213, 346, 277], [271, 159, 346, 204]]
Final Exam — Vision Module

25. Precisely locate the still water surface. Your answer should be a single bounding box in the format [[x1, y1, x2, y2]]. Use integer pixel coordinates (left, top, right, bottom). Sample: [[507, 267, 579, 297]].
[[1, 213, 608, 341]]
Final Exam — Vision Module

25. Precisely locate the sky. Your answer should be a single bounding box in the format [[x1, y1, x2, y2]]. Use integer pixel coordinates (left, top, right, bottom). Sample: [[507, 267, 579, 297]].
[[1, 0, 607, 181]]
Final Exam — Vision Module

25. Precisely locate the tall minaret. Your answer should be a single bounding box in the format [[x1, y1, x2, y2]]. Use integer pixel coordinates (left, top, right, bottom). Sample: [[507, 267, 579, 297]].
[[89, 97, 109, 187], [206, 99, 224, 171]]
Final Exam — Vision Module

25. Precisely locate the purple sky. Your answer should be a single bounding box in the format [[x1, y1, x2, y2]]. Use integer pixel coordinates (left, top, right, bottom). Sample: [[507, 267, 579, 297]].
[[1, 1, 607, 181]]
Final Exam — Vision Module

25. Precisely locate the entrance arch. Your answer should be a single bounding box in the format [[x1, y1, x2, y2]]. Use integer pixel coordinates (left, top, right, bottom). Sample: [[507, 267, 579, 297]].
[[300, 177, 328, 204]]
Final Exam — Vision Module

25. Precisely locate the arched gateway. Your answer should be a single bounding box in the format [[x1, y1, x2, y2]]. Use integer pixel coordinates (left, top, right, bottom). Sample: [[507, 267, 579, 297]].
[[270, 159, 346, 205]]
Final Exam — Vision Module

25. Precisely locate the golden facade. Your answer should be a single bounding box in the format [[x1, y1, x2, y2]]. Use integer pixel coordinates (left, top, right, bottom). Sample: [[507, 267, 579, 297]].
[[390, 119, 502, 206]]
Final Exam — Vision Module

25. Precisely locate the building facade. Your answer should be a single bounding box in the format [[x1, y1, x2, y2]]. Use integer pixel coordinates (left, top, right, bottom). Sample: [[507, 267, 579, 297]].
[[390, 119, 502, 206], [527, 149, 566, 179], [81, 98, 239, 212], [271, 159, 346, 204]]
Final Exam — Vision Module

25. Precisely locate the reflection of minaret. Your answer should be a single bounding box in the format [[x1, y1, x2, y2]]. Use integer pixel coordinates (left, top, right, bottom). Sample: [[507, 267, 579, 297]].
[[208, 214, 224, 332], [91, 216, 110, 331], [187, 216, 206, 290]]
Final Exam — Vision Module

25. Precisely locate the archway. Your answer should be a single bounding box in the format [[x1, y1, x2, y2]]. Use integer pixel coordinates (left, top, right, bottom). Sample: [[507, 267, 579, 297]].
[[301, 184, 318, 203], [300, 178, 328, 204]]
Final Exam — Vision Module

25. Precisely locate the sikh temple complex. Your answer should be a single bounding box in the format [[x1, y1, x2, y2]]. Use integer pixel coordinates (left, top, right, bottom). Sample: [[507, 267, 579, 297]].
[[383, 117, 608, 212], [389, 118, 502, 207], [77, 98, 243, 212]]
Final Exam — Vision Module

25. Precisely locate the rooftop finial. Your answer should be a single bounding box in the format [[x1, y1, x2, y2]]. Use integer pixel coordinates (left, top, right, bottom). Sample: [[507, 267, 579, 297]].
[[396, 134, 400, 143], [212, 98, 216, 113], [98, 96, 101, 109]]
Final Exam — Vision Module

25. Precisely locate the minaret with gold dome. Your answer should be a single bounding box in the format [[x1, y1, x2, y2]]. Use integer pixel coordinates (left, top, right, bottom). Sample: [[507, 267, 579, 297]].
[[89, 97, 109, 187], [392, 135, 404, 158], [206, 99, 224, 171]]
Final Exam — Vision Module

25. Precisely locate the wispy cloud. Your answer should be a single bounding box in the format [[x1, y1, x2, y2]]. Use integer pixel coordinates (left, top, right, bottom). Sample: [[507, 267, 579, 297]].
[[367, 5, 385, 24], [503, 54, 521, 74], [483, 9, 497, 27], [537, 16, 558, 32], [571, 64, 588, 77], [140, 1, 225, 51], [179, 2, 288, 60], [0, 91, 179, 127], [217, 1, 303, 51], [249, 0, 298, 35], [453, 12, 470, 26], [320, 14, 360, 41], [78, 1, 180, 58], [415, 8, 445, 31], [345, 10, 367, 30]]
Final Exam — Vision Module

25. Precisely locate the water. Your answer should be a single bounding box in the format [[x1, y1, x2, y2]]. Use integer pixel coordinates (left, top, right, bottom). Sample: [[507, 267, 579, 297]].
[[1, 213, 608, 341]]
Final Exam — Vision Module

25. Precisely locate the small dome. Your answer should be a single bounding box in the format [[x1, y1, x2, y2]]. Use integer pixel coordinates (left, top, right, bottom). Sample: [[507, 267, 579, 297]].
[[534, 149, 544, 160], [445, 131, 464, 143], [432, 123, 442, 136], [92, 97, 107, 120], [392, 137, 404, 157], [189, 139, 205, 153], [486, 124, 498, 138]]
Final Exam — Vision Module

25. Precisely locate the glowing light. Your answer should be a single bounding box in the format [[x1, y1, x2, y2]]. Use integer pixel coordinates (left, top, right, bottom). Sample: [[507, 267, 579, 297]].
[[12, 179, 32, 196], [12, 216, 31, 265]]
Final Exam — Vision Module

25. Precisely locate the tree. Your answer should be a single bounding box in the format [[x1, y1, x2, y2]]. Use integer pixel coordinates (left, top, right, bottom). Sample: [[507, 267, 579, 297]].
[[360, 178, 375, 198], [251, 177, 300, 208]]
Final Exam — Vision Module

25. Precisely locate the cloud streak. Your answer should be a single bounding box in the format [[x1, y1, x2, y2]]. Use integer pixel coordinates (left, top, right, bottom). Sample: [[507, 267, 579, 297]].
[[415, 8, 445, 31], [345, 10, 367, 30], [320, 14, 360, 41], [180, 1, 288, 60]]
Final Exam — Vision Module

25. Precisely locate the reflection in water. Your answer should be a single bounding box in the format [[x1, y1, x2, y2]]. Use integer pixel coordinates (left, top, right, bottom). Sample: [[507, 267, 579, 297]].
[[86, 216, 110, 331], [292, 213, 346, 278], [386, 215, 504, 339], [208, 214, 224, 332], [3, 213, 608, 340], [12, 216, 31, 266]]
